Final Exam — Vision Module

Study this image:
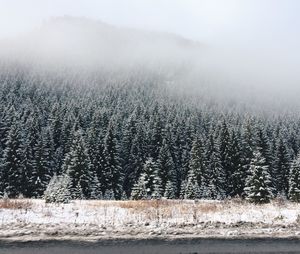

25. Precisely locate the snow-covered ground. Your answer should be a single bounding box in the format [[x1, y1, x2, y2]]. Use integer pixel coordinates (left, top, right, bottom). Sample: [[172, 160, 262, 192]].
[[1, 199, 300, 241]]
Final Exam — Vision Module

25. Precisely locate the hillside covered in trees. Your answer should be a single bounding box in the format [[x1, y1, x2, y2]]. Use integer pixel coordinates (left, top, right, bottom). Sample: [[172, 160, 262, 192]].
[[1, 18, 300, 204], [1, 65, 300, 204]]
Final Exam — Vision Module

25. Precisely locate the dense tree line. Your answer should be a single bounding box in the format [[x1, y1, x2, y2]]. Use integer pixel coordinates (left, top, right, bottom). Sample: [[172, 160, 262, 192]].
[[1, 68, 300, 204]]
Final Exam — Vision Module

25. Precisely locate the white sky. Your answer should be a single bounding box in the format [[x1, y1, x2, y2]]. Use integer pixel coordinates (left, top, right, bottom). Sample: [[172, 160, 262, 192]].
[[0, 0, 299, 105], [0, 0, 299, 49]]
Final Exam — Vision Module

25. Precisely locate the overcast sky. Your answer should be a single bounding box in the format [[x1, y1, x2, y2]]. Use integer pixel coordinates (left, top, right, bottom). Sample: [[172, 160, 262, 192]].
[[0, 0, 299, 106], [0, 0, 300, 83], [0, 0, 300, 50]]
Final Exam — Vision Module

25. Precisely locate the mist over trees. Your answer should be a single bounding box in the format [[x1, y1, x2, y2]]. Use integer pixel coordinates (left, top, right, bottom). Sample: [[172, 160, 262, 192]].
[[0, 64, 299, 204], [0, 17, 300, 204]]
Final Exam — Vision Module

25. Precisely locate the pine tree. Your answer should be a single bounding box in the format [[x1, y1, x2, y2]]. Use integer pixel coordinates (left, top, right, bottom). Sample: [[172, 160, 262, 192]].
[[256, 127, 273, 178], [131, 174, 148, 200], [240, 119, 255, 183], [289, 155, 300, 202], [123, 124, 145, 196], [182, 168, 201, 199], [44, 174, 71, 203], [157, 138, 177, 194], [86, 123, 106, 195], [103, 119, 123, 199], [244, 151, 273, 204], [19, 132, 34, 197], [103, 189, 115, 200], [90, 173, 102, 199], [30, 128, 53, 197], [163, 180, 176, 199], [63, 129, 92, 199], [131, 158, 162, 200], [188, 136, 206, 190], [0, 122, 24, 197], [219, 120, 231, 195], [274, 137, 291, 197], [228, 130, 246, 197], [148, 114, 163, 159], [73, 181, 84, 199], [205, 133, 226, 199]]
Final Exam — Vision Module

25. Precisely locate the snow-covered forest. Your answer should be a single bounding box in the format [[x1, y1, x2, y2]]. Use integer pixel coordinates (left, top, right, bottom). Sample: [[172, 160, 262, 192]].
[[0, 63, 300, 204], [0, 17, 300, 205]]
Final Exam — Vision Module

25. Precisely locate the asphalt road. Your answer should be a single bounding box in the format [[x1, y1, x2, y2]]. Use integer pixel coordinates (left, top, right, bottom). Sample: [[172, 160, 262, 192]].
[[1, 238, 300, 254]]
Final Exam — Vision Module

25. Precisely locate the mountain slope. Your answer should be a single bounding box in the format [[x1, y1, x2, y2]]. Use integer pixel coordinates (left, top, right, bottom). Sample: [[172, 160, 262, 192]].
[[0, 16, 201, 71]]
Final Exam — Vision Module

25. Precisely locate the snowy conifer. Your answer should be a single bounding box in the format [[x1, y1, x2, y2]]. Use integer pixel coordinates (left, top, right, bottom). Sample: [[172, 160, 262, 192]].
[[163, 180, 176, 199], [103, 119, 123, 199], [63, 129, 92, 199], [0, 122, 23, 197], [274, 137, 291, 197], [44, 174, 71, 203], [289, 155, 300, 202], [157, 138, 177, 193], [182, 168, 201, 199], [131, 158, 162, 200], [244, 151, 273, 204]]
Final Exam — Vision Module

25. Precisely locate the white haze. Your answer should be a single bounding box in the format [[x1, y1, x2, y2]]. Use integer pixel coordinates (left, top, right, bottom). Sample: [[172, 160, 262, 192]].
[[0, 0, 300, 110]]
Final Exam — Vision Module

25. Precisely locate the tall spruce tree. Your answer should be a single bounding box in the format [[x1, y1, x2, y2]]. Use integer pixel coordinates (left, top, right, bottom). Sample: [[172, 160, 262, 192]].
[[188, 136, 206, 188], [0, 122, 24, 197], [289, 155, 300, 202], [182, 168, 201, 199], [228, 130, 246, 197], [205, 133, 226, 199], [157, 138, 177, 194], [103, 119, 123, 199], [131, 158, 162, 200], [274, 137, 291, 197], [244, 151, 273, 204], [63, 129, 92, 199], [219, 120, 231, 195]]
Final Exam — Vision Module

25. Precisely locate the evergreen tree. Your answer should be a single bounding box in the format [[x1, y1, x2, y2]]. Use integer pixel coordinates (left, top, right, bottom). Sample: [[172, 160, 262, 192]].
[[289, 155, 300, 202], [157, 138, 177, 194], [63, 129, 92, 199], [228, 130, 246, 197], [182, 168, 201, 199], [205, 133, 226, 199], [0, 122, 24, 197], [244, 151, 273, 204], [274, 137, 291, 197], [131, 174, 148, 200], [90, 173, 102, 199], [188, 136, 206, 187], [30, 128, 53, 197], [44, 174, 71, 203], [103, 119, 123, 199], [163, 180, 176, 199], [219, 120, 231, 195], [131, 158, 162, 200], [86, 123, 106, 195], [256, 127, 273, 177], [123, 124, 145, 196], [103, 189, 115, 200]]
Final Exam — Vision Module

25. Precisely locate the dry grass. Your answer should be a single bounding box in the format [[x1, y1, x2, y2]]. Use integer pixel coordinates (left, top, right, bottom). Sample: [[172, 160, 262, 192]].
[[0, 198, 32, 210], [117, 199, 173, 210], [111, 199, 224, 222], [115, 199, 222, 214], [196, 203, 219, 213]]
